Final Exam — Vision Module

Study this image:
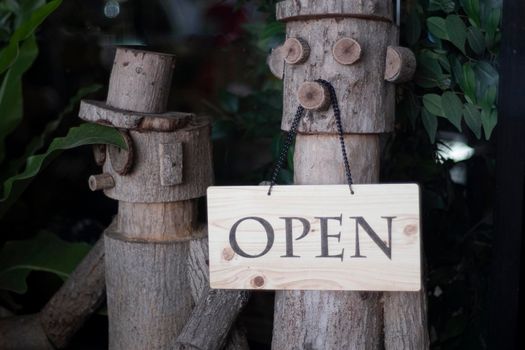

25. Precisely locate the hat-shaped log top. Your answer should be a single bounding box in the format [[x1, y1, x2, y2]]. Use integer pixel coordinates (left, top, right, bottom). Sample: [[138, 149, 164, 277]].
[[107, 48, 175, 113], [79, 47, 214, 203]]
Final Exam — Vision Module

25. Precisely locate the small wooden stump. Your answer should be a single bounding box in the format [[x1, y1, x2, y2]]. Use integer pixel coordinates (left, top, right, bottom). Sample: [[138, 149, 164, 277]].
[[297, 81, 330, 111], [283, 37, 310, 65], [332, 37, 362, 65], [384, 46, 417, 83], [88, 173, 115, 191]]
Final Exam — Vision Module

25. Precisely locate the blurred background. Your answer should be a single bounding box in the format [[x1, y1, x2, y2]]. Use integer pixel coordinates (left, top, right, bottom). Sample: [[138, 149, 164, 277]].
[[0, 0, 501, 349]]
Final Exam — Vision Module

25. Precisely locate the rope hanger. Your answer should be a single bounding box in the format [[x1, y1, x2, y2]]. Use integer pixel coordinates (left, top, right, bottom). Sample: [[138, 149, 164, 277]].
[[267, 79, 354, 196]]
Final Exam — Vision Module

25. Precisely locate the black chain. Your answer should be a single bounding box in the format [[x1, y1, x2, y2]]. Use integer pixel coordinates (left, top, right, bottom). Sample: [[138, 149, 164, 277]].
[[267, 105, 305, 195], [267, 80, 354, 195], [315, 79, 354, 194]]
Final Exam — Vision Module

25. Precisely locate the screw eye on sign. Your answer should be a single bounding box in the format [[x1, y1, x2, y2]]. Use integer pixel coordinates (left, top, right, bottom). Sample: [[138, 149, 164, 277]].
[[207, 184, 421, 291]]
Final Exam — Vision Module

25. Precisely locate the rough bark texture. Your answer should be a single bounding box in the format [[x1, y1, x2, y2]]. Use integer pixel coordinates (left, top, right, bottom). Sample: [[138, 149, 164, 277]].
[[107, 48, 175, 113], [383, 289, 429, 349], [105, 231, 193, 350], [117, 200, 200, 241], [101, 119, 214, 203], [281, 19, 398, 133], [276, 0, 393, 22], [40, 236, 106, 349], [0, 315, 53, 350], [79, 100, 193, 131], [272, 134, 383, 350], [186, 236, 250, 350]]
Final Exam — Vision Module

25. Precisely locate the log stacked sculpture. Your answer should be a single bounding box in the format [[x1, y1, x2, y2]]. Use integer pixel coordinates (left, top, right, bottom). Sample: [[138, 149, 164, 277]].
[[80, 48, 248, 350], [1, 48, 248, 350], [267, 1, 428, 349]]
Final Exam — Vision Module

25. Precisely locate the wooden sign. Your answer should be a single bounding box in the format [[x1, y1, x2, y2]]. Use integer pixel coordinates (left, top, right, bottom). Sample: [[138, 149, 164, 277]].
[[207, 184, 421, 291]]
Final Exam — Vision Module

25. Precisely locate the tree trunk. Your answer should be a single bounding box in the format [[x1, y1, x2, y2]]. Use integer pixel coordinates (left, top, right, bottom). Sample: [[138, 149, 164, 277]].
[[272, 134, 383, 350]]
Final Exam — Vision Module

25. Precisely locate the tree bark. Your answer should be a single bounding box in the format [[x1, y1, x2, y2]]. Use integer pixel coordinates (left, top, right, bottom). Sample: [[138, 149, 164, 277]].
[[272, 134, 383, 350]]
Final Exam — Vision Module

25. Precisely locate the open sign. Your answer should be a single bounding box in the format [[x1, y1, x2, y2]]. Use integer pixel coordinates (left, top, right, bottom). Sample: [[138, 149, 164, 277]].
[[207, 184, 421, 291]]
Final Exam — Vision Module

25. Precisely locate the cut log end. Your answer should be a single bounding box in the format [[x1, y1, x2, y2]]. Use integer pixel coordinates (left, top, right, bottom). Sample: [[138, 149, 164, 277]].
[[332, 37, 362, 65], [384, 46, 417, 83], [88, 173, 115, 191], [267, 45, 285, 79], [283, 37, 310, 65], [297, 81, 330, 111]]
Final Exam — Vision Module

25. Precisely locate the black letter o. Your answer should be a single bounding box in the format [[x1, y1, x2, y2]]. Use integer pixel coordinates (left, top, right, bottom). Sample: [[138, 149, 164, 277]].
[[229, 217, 274, 258]]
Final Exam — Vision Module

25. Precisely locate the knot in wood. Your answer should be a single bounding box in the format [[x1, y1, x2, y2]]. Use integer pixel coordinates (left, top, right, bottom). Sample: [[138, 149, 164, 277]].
[[297, 81, 330, 111], [332, 37, 362, 65], [283, 37, 310, 65]]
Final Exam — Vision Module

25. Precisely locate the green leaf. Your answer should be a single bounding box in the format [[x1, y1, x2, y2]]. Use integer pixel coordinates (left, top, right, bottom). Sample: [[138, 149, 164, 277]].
[[0, 232, 90, 293], [441, 92, 463, 131], [467, 26, 485, 54], [0, 123, 126, 218], [422, 108, 438, 144], [446, 15, 467, 53], [0, 35, 38, 163], [423, 94, 444, 117], [4, 84, 102, 177], [481, 108, 497, 139], [463, 103, 482, 138], [461, 63, 477, 103], [460, 0, 481, 27], [0, 0, 61, 75], [10, 0, 61, 43], [427, 17, 449, 40]]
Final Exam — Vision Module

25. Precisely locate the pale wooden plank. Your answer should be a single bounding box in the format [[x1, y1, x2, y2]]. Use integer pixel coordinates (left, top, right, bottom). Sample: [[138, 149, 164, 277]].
[[207, 184, 421, 291]]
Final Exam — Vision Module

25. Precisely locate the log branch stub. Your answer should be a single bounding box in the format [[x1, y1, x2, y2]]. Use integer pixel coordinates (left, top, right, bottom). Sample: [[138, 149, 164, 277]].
[[297, 81, 330, 111], [267, 45, 285, 79], [108, 130, 134, 175], [283, 37, 310, 65], [384, 46, 417, 83], [107, 48, 175, 113], [332, 37, 362, 65], [40, 237, 107, 349], [88, 173, 115, 191]]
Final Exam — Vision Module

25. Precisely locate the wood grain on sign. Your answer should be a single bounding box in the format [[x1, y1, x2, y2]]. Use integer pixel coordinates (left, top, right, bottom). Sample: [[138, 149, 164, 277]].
[[207, 184, 421, 291]]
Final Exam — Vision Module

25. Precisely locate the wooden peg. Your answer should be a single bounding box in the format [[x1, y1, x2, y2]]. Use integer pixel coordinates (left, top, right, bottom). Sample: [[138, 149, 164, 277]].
[[108, 131, 134, 175], [283, 37, 310, 65], [332, 37, 362, 65], [297, 81, 330, 111], [88, 173, 115, 191], [267, 45, 285, 79], [384, 46, 417, 83]]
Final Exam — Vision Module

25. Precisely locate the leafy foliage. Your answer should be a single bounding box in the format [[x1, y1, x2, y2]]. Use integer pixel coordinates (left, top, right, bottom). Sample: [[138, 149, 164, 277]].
[[406, 0, 500, 141], [0, 232, 90, 294]]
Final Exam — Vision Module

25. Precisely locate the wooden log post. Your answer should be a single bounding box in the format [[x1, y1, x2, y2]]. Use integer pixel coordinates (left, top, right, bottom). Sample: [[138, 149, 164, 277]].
[[268, 1, 428, 349], [79, 48, 247, 350]]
